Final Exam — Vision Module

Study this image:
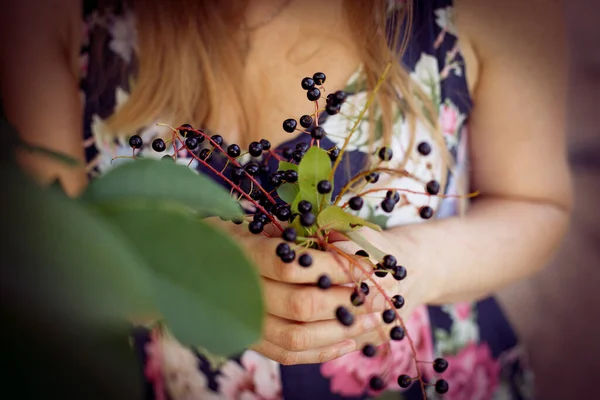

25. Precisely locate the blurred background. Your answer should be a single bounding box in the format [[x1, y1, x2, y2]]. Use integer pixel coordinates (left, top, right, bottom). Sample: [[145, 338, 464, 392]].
[[498, 0, 600, 398]]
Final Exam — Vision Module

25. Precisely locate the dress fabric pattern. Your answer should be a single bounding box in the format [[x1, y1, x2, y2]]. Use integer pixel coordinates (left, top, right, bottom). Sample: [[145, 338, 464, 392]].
[[80, 0, 534, 399]]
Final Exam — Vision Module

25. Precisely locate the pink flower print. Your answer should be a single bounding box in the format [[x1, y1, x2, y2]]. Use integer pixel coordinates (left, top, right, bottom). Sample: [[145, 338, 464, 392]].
[[454, 302, 473, 321], [217, 350, 282, 400], [321, 306, 434, 396], [440, 103, 459, 136], [146, 334, 220, 400], [438, 342, 501, 400]]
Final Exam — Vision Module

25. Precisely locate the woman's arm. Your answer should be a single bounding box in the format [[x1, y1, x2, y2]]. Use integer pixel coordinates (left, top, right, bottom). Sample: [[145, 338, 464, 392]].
[[372, 0, 573, 305], [0, 0, 87, 197]]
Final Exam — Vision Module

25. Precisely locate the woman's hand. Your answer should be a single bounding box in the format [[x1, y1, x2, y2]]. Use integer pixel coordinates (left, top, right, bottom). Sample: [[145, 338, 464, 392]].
[[212, 219, 417, 365]]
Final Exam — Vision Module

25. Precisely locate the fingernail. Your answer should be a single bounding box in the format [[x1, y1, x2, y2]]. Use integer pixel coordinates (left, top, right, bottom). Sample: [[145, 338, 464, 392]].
[[362, 313, 379, 330], [372, 293, 387, 310], [338, 340, 356, 356]]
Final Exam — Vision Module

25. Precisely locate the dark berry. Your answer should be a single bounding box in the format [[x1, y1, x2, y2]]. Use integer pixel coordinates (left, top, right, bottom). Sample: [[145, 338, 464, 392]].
[[232, 217, 244, 225], [362, 344, 377, 358], [349, 196, 364, 211], [382, 309, 396, 324], [248, 141, 263, 157], [328, 146, 340, 161], [382, 254, 397, 269], [199, 148, 212, 161], [374, 264, 388, 278], [231, 167, 245, 183], [307, 87, 321, 101], [276, 242, 291, 257], [284, 170, 298, 183], [269, 173, 283, 187], [297, 200, 312, 214], [317, 180, 332, 194], [259, 164, 271, 175], [248, 220, 264, 234], [310, 126, 325, 140], [435, 379, 449, 394], [245, 163, 259, 176], [301, 77, 315, 90], [419, 206, 434, 219], [325, 103, 341, 115], [417, 141, 431, 156], [227, 144, 241, 158], [332, 90, 347, 104], [433, 358, 449, 373], [298, 253, 313, 267], [210, 134, 223, 147], [350, 290, 364, 306], [355, 250, 369, 257], [398, 374, 412, 388], [299, 114, 313, 128], [178, 124, 193, 137], [365, 172, 379, 183], [392, 265, 407, 281], [282, 227, 297, 242], [260, 139, 271, 151], [313, 72, 326, 85], [300, 212, 316, 227], [391, 295, 405, 309], [360, 282, 370, 295], [378, 146, 393, 161], [129, 135, 143, 149], [292, 150, 305, 162], [282, 119, 297, 133], [390, 326, 405, 341], [253, 212, 269, 223], [275, 206, 292, 221], [386, 190, 400, 203], [281, 147, 293, 160], [281, 250, 296, 263], [381, 198, 395, 213], [369, 376, 385, 391], [335, 306, 354, 326], [152, 138, 166, 152], [426, 180, 440, 195], [185, 136, 199, 150], [318, 275, 332, 289], [295, 142, 310, 152], [162, 155, 173, 161]]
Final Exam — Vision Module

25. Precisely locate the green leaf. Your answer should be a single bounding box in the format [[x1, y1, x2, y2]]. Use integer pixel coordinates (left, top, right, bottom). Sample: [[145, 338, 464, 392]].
[[81, 158, 243, 220], [20, 142, 84, 166], [277, 161, 298, 172], [345, 230, 387, 261], [1, 163, 155, 399], [99, 207, 264, 356], [318, 206, 382, 233], [276, 183, 298, 204], [298, 147, 332, 211]]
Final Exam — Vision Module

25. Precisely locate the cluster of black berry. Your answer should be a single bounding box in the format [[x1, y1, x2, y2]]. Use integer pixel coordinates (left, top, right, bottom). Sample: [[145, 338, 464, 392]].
[[125, 70, 453, 397]]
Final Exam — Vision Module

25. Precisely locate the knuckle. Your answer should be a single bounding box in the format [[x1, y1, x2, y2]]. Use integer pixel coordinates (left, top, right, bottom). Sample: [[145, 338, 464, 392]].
[[288, 288, 315, 322], [317, 349, 339, 364], [282, 326, 309, 352], [274, 261, 298, 282], [278, 351, 298, 366]]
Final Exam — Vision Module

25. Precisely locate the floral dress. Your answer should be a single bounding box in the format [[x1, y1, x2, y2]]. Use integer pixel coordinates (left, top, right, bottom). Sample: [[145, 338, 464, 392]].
[[80, 0, 534, 399]]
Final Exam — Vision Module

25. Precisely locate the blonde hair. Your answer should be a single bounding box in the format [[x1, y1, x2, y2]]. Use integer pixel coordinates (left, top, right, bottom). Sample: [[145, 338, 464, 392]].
[[103, 0, 451, 180]]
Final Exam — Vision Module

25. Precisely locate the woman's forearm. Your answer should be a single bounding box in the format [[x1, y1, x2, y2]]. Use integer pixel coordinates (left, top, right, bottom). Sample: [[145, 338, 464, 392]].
[[386, 197, 571, 305]]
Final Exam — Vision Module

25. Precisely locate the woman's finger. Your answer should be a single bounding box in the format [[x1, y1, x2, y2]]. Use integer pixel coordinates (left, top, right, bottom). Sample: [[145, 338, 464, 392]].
[[261, 313, 383, 352], [250, 338, 357, 365], [261, 277, 390, 322]]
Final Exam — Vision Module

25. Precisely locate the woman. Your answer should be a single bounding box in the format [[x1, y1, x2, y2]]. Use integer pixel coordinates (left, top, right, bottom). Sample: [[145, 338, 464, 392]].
[[0, 0, 571, 398]]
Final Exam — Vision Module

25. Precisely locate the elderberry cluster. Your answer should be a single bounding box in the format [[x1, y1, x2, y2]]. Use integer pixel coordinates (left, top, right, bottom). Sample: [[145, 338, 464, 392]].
[[124, 70, 454, 397]]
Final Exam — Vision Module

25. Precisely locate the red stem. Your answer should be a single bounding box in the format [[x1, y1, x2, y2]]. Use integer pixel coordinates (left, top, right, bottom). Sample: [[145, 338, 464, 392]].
[[180, 126, 278, 205], [319, 241, 427, 399], [174, 137, 284, 232]]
